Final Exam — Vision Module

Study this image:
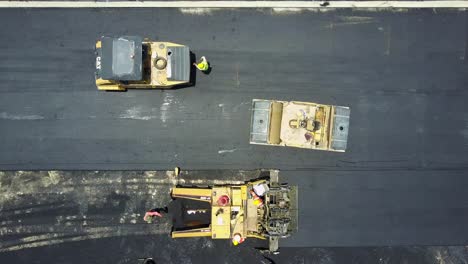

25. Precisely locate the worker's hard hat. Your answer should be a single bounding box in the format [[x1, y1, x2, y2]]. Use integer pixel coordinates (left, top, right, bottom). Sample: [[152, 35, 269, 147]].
[[253, 184, 266, 196]]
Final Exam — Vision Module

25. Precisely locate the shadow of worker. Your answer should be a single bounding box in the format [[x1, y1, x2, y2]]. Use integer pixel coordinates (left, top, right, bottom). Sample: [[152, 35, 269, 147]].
[[202, 65, 212, 75]]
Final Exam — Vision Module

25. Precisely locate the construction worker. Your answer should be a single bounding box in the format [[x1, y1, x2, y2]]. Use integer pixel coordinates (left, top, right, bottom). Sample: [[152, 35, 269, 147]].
[[139, 258, 156, 264], [232, 233, 245, 246], [143, 207, 168, 223], [193, 56, 209, 72], [250, 190, 263, 206]]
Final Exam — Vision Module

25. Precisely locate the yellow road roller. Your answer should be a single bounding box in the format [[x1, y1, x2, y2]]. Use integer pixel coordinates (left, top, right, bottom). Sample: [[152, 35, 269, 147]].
[[95, 36, 191, 91], [250, 99, 350, 152]]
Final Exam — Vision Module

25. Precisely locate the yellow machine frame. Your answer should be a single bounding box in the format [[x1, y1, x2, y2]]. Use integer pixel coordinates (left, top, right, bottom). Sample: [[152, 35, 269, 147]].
[[250, 99, 350, 152], [171, 180, 268, 241]]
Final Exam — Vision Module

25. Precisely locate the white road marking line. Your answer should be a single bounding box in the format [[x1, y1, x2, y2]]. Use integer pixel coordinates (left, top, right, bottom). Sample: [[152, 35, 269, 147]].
[[0, 112, 44, 120], [218, 148, 237, 154], [0, 1, 468, 8]]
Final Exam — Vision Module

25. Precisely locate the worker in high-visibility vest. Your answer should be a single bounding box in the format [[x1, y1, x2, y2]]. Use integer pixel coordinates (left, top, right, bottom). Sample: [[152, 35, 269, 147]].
[[232, 233, 245, 246], [250, 190, 263, 206], [193, 56, 209, 72]]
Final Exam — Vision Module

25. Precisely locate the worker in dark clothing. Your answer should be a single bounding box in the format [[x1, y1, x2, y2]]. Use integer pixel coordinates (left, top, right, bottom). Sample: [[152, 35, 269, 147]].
[[139, 258, 156, 264]]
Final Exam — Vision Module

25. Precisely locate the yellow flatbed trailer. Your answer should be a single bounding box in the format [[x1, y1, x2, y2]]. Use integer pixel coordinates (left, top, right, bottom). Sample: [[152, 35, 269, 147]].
[[250, 99, 351, 152], [170, 170, 297, 253]]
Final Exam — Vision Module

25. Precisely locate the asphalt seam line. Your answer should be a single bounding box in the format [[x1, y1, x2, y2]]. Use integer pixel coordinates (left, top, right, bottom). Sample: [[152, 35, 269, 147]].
[[0, 1, 468, 8]]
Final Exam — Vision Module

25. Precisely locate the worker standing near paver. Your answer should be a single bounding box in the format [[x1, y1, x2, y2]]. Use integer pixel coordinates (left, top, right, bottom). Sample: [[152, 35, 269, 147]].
[[144, 199, 211, 226], [232, 233, 245, 246], [139, 258, 156, 264], [143, 207, 168, 223], [193, 56, 210, 72]]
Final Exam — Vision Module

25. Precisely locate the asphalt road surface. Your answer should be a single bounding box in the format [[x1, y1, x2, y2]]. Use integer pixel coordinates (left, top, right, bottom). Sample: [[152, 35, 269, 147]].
[[1, 7, 468, 263]]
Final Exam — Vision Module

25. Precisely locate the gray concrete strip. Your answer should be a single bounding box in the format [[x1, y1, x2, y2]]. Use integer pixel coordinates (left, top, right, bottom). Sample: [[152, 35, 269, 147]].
[[1, 1, 468, 8]]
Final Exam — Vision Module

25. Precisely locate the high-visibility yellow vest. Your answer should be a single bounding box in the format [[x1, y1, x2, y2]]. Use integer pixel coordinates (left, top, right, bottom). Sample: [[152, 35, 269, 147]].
[[197, 61, 209, 71]]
